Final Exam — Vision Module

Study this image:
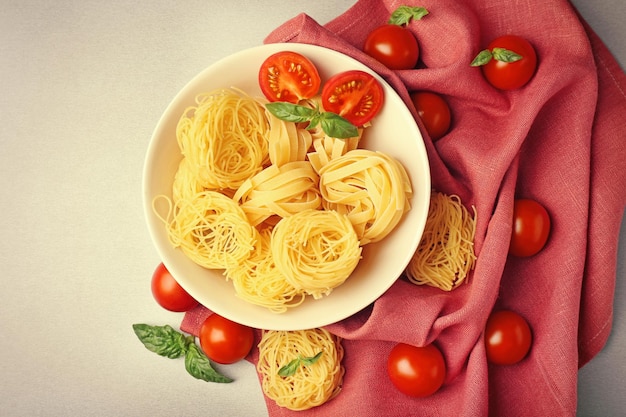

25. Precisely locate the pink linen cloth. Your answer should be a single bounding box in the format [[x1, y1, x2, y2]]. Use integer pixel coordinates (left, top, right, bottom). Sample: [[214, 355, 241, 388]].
[[182, 0, 626, 415]]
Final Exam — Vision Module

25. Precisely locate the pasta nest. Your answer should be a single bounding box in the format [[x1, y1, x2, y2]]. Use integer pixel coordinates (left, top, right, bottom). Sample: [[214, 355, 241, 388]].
[[233, 161, 322, 227], [319, 149, 413, 245], [176, 88, 270, 191], [257, 328, 345, 411], [270, 209, 362, 299], [266, 112, 313, 167], [225, 227, 305, 313], [405, 192, 477, 291], [166, 190, 256, 270]]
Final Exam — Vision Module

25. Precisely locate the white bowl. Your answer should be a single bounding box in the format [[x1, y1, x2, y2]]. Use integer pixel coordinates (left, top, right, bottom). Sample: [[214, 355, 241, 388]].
[[143, 43, 430, 330]]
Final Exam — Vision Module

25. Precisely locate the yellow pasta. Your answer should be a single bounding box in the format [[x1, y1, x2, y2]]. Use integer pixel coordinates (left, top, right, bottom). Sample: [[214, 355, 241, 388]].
[[303, 96, 362, 173], [307, 132, 363, 175], [405, 192, 477, 291], [271, 209, 362, 299], [172, 157, 206, 203], [266, 112, 313, 166], [319, 149, 412, 245], [176, 88, 270, 191], [225, 227, 306, 313], [233, 161, 322, 227], [257, 328, 344, 411], [165, 190, 256, 270], [156, 86, 415, 312]]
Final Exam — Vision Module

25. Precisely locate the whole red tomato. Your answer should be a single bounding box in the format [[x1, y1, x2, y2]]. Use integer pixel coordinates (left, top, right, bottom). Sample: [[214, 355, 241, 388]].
[[387, 343, 446, 397], [199, 314, 254, 364], [364, 24, 419, 70], [485, 310, 532, 365], [151, 263, 198, 312], [410, 91, 452, 140], [509, 198, 551, 257], [472, 35, 537, 90]]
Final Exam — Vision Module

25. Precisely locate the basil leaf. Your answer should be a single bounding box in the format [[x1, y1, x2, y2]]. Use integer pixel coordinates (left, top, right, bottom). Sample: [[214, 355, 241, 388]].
[[278, 352, 324, 377], [132, 324, 192, 359], [185, 343, 233, 383], [266, 102, 316, 123], [492, 47, 523, 63], [471, 48, 522, 67], [301, 351, 323, 366], [470, 49, 493, 67], [307, 113, 322, 131], [388, 6, 429, 26], [278, 357, 301, 377], [320, 113, 359, 139], [266, 101, 358, 139]]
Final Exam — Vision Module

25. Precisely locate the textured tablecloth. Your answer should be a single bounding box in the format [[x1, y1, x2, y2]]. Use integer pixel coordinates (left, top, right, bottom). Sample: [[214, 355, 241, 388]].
[[183, 0, 626, 415]]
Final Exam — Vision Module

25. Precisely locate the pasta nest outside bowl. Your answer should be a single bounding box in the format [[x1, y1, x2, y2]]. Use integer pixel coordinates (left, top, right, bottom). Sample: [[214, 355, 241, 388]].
[[142, 43, 431, 331]]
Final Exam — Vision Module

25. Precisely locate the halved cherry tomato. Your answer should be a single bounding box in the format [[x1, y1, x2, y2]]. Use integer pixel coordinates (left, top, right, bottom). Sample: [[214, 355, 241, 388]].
[[410, 91, 451, 141], [199, 313, 254, 364], [321, 70, 384, 126], [509, 198, 551, 257], [364, 24, 419, 70], [387, 343, 446, 397], [475, 35, 537, 90], [151, 263, 198, 312], [258, 51, 321, 103], [485, 310, 532, 365]]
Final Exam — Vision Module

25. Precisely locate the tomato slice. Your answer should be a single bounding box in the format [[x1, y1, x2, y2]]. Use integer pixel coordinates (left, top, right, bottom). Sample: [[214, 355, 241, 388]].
[[258, 51, 321, 104], [321, 70, 384, 126]]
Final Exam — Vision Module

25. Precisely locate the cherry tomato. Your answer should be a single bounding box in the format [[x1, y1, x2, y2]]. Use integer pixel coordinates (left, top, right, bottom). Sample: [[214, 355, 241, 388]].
[[321, 70, 384, 126], [258, 51, 321, 103], [387, 343, 446, 397], [485, 310, 532, 365], [478, 35, 537, 90], [151, 263, 198, 312], [199, 313, 254, 364], [509, 198, 551, 257], [410, 91, 452, 141], [364, 24, 419, 70]]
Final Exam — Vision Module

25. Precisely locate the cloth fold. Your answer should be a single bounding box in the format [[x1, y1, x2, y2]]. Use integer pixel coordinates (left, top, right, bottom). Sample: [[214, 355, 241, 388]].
[[182, 0, 626, 415]]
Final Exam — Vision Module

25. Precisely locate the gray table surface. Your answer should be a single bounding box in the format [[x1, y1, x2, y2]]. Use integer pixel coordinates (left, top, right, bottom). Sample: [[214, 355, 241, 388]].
[[0, 1, 623, 416], [567, 2, 626, 415]]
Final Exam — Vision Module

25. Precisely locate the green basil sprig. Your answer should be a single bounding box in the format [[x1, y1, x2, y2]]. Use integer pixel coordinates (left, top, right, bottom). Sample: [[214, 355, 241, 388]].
[[278, 351, 323, 377], [132, 323, 233, 383], [388, 6, 429, 26], [265, 102, 359, 139], [470, 48, 523, 67]]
